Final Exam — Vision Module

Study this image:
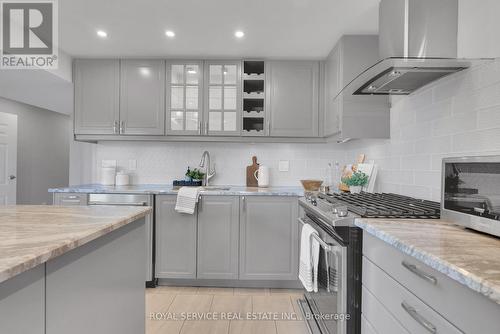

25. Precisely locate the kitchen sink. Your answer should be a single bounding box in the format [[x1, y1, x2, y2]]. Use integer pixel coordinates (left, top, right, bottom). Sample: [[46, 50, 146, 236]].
[[202, 186, 231, 191]]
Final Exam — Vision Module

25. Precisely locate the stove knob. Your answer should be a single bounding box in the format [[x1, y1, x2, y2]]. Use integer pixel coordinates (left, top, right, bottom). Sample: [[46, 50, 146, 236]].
[[336, 206, 348, 217], [311, 198, 317, 206]]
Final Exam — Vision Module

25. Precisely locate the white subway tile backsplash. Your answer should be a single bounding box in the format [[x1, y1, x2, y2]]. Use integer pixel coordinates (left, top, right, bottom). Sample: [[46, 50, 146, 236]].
[[414, 136, 452, 154], [400, 155, 431, 171], [413, 171, 441, 187], [452, 128, 500, 152], [431, 112, 477, 136], [415, 100, 452, 123], [477, 105, 500, 129], [399, 121, 433, 141], [91, 142, 345, 187]]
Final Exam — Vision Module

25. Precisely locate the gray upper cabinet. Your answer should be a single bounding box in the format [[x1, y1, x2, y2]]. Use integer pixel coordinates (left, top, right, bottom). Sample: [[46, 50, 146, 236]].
[[204, 60, 242, 136], [166, 61, 204, 135], [74, 59, 120, 135], [197, 196, 239, 279], [267, 61, 319, 137], [239, 196, 299, 280], [324, 35, 390, 140], [155, 195, 197, 279], [324, 45, 341, 136], [120, 60, 165, 135]]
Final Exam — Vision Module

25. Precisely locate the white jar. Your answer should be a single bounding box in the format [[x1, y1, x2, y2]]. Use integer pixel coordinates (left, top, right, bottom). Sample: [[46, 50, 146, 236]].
[[101, 167, 116, 186], [115, 172, 130, 186], [254, 165, 270, 187]]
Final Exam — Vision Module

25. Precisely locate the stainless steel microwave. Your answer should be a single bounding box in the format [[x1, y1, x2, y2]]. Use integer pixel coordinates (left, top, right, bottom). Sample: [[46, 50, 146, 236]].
[[441, 156, 500, 237]]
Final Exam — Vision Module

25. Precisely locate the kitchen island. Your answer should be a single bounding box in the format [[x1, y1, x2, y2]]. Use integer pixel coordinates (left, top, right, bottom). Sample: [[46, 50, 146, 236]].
[[0, 205, 152, 334]]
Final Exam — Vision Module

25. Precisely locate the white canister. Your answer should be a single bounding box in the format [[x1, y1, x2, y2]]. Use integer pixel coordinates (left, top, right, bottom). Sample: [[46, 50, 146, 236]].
[[115, 172, 130, 186], [254, 165, 270, 187], [101, 167, 116, 186]]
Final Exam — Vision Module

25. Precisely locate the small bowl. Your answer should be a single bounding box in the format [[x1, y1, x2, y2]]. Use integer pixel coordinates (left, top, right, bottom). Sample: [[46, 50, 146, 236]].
[[300, 180, 323, 192]]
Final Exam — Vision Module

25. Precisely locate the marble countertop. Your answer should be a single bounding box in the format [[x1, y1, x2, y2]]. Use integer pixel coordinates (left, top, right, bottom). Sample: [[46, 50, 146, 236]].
[[48, 184, 304, 197], [0, 205, 151, 284], [355, 218, 500, 305]]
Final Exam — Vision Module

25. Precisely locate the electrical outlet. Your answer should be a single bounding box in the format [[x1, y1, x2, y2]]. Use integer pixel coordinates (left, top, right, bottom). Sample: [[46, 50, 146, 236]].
[[279, 160, 290, 172], [128, 159, 137, 171], [101, 160, 117, 168]]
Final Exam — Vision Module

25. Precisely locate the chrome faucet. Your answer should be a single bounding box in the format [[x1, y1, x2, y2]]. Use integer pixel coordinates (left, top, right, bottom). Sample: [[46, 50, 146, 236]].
[[199, 151, 216, 186]]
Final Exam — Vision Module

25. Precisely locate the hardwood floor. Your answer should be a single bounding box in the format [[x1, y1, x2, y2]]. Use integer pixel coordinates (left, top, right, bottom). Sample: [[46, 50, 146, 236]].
[[145, 286, 308, 334]]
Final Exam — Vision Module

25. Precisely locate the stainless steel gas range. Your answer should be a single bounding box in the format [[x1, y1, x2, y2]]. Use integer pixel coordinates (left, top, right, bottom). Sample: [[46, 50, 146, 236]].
[[297, 192, 440, 334]]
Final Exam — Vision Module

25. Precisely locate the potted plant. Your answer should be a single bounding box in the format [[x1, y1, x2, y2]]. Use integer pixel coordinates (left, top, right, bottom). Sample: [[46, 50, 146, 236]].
[[342, 171, 369, 194], [185, 168, 205, 182]]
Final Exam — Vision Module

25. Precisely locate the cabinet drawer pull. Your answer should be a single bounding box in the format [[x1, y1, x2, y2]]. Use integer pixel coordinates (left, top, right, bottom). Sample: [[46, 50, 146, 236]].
[[402, 261, 437, 285], [113, 121, 119, 134], [120, 120, 125, 134], [61, 199, 81, 203], [401, 301, 437, 334]]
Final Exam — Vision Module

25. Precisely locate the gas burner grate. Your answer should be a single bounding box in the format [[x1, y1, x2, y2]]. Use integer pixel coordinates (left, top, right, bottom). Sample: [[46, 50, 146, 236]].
[[319, 193, 441, 219]]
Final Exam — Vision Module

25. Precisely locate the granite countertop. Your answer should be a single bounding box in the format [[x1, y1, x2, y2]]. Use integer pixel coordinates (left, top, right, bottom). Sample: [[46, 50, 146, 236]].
[[48, 184, 304, 197], [0, 205, 152, 284], [355, 218, 500, 305]]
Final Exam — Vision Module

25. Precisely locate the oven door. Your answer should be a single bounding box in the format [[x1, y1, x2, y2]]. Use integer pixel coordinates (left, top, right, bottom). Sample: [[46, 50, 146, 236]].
[[298, 216, 348, 334]]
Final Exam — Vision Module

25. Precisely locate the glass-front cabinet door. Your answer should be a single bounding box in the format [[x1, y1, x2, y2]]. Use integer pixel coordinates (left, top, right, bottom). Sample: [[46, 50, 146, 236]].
[[204, 61, 241, 135], [166, 61, 203, 135]]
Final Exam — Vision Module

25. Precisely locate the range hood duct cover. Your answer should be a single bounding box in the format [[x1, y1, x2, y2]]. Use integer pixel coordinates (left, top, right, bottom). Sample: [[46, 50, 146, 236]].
[[347, 0, 472, 96]]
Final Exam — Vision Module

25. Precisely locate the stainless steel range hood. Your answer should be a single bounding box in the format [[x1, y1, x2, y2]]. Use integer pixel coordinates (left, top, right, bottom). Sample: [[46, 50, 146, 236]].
[[346, 0, 476, 96]]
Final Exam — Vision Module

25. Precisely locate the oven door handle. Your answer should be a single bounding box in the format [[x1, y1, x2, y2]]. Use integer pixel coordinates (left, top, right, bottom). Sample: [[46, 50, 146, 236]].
[[297, 218, 333, 250]]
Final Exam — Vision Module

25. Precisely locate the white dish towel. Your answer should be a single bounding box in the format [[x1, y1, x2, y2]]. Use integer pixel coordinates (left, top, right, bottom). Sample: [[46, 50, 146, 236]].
[[299, 223, 320, 292], [175, 187, 201, 214]]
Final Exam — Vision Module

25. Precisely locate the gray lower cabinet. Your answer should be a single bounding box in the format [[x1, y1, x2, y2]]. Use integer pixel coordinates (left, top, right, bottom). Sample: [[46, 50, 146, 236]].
[[197, 196, 239, 279], [46, 219, 145, 334], [120, 59, 166, 135], [0, 266, 45, 334], [239, 196, 299, 280], [74, 59, 120, 135], [155, 195, 197, 279], [267, 61, 319, 137]]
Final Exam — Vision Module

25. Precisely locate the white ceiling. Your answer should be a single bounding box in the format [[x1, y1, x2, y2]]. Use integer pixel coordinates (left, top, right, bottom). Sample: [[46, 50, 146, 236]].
[[59, 0, 379, 58]]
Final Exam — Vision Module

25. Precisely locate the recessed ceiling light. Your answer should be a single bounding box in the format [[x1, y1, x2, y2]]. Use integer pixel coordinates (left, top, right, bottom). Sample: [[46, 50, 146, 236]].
[[96, 30, 108, 38], [165, 30, 175, 38], [139, 67, 151, 77], [234, 30, 245, 38]]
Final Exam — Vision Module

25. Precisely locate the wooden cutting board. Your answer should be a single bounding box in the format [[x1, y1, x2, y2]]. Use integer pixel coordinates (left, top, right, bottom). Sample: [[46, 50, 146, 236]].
[[246, 156, 259, 187]]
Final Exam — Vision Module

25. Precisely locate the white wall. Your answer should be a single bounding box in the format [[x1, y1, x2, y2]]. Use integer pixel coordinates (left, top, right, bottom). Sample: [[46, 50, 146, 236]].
[[344, 58, 500, 201], [87, 142, 343, 187], [0, 97, 71, 204], [458, 0, 500, 58]]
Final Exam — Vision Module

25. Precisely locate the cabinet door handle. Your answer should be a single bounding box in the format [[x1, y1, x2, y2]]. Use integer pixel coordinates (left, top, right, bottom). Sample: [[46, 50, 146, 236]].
[[198, 195, 202, 211], [401, 301, 437, 334], [120, 120, 125, 134], [113, 120, 119, 134], [242, 196, 246, 211], [402, 261, 437, 285], [268, 121, 271, 136], [198, 121, 202, 135], [205, 122, 209, 135]]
